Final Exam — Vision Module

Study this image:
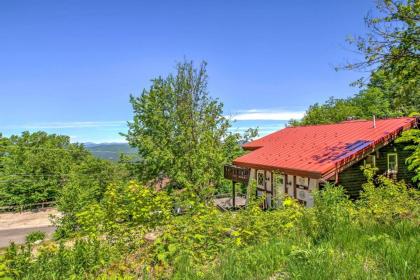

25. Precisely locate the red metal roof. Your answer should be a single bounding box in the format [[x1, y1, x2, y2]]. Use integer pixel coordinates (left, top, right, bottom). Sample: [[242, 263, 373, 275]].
[[233, 117, 416, 179]]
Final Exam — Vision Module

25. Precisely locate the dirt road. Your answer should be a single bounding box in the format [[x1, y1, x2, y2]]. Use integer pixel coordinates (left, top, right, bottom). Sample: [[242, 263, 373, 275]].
[[0, 226, 56, 248], [0, 208, 59, 248]]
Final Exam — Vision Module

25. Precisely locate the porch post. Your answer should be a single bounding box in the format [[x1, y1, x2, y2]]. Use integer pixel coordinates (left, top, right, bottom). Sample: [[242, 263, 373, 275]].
[[232, 181, 236, 208]]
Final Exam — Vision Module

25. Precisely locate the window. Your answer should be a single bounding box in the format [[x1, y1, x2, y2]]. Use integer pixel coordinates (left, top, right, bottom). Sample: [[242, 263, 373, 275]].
[[297, 189, 306, 200], [296, 176, 309, 187], [274, 174, 284, 186], [387, 153, 398, 173], [364, 155, 376, 168], [257, 171, 264, 186]]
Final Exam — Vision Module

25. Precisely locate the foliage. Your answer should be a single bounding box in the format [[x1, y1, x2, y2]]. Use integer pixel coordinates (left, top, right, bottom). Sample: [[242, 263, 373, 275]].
[[77, 181, 172, 243], [125, 61, 250, 201], [239, 128, 259, 144], [359, 174, 420, 224], [395, 128, 420, 184], [0, 131, 131, 238], [54, 156, 125, 238], [25, 231, 46, 244], [311, 184, 354, 240], [2, 178, 419, 279], [2, 239, 120, 280], [342, 0, 419, 115], [291, 0, 419, 126], [289, 97, 361, 126], [0, 132, 88, 206], [170, 180, 419, 280], [0, 131, 125, 208]]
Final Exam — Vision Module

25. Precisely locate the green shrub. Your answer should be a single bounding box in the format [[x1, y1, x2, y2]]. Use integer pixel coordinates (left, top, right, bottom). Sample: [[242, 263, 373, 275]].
[[25, 231, 46, 244], [3, 176, 419, 279], [77, 181, 172, 242], [312, 183, 354, 241], [3, 238, 120, 280]]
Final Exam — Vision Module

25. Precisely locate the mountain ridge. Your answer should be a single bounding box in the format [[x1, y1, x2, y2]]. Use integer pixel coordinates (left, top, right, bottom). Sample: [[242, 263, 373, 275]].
[[84, 142, 137, 161]]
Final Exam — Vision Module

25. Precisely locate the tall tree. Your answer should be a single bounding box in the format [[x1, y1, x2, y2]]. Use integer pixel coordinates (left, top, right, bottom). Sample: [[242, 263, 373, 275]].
[[0, 132, 87, 206], [293, 0, 419, 126], [343, 0, 419, 115], [126, 61, 239, 201], [0, 131, 123, 210], [395, 127, 420, 186]]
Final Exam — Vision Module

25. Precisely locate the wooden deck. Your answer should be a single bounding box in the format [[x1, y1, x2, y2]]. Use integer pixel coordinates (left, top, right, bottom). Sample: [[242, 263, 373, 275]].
[[214, 195, 246, 211]]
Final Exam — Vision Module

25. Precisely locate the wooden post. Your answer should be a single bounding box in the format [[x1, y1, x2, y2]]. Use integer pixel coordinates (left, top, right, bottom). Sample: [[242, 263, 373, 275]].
[[335, 163, 339, 184], [285, 174, 289, 195], [255, 170, 258, 199], [232, 181, 236, 209]]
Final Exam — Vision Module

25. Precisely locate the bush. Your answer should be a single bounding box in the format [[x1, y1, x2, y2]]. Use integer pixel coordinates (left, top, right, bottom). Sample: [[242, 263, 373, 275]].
[[3, 239, 120, 280], [3, 176, 419, 279], [77, 181, 172, 239], [25, 231, 46, 244], [312, 183, 354, 240]]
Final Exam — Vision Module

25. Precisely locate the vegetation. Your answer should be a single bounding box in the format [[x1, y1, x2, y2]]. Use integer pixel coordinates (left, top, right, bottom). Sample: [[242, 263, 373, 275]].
[[1, 64, 418, 280], [0, 131, 132, 238], [0, 132, 91, 206], [0, 2, 418, 278], [54, 153, 129, 238], [0, 132, 127, 207], [1, 175, 419, 279], [125, 61, 245, 201], [84, 143, 137, 162], [290, 0, 419, 126], [2, 239, 120, 280], [1, 60, 418, 280], [395, 128, 420, 185], [25, 231, 46, 244]]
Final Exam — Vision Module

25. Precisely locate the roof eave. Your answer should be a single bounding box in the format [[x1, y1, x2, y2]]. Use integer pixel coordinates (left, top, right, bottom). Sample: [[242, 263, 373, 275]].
[[321, 118, 417, 180], [232, 161, 323, 179]]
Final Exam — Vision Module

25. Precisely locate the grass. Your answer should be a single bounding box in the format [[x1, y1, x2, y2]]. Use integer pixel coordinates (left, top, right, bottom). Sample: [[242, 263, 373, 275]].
[[171, 217, 419, 280], [2, 182, 419, 279]]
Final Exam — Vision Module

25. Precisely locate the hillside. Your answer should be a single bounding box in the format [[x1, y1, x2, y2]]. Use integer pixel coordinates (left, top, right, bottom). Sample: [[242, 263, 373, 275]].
[[84, 142, 137, 161]]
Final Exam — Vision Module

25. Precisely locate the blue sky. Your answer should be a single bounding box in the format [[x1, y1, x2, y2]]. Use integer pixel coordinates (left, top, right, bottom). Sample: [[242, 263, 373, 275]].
[[0, 0, 375, 142]]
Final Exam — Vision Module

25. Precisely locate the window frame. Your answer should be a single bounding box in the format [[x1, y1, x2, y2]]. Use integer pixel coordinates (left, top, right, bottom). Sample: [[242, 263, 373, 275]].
[[273, 174, 284, 187], [387, 153, 398, 172], [363, 154, 376, 168], [257, 170, 265, 187]]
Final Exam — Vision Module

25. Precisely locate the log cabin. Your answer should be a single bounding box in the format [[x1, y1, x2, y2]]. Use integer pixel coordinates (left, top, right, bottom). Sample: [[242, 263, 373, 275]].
[[224, 117, 419, 208]]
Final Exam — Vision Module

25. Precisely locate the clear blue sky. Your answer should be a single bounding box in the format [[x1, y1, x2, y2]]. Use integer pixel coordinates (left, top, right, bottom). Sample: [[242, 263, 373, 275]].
[[0, 0, 375, 142]]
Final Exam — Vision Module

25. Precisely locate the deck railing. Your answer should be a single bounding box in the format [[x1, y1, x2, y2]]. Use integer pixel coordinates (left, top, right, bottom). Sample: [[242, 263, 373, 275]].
[[224, 165, 250, 183]]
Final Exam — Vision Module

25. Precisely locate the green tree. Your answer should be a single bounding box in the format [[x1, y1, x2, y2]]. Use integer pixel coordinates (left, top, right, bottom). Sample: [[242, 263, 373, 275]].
[[0, 132, 88, 206], [0, 131, 127, 238], [290, 97, 361, 126], [343, 0, 419, 115], [126, 61, 241, 201], [293, 0, 419, 126], [54, 155, 123, 237], [77, 181, 172, 241], [395, 128, 420, 185]]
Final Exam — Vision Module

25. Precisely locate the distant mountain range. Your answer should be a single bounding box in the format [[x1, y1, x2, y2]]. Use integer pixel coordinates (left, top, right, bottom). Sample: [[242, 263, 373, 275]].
[[84, 142, 137, 161]]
